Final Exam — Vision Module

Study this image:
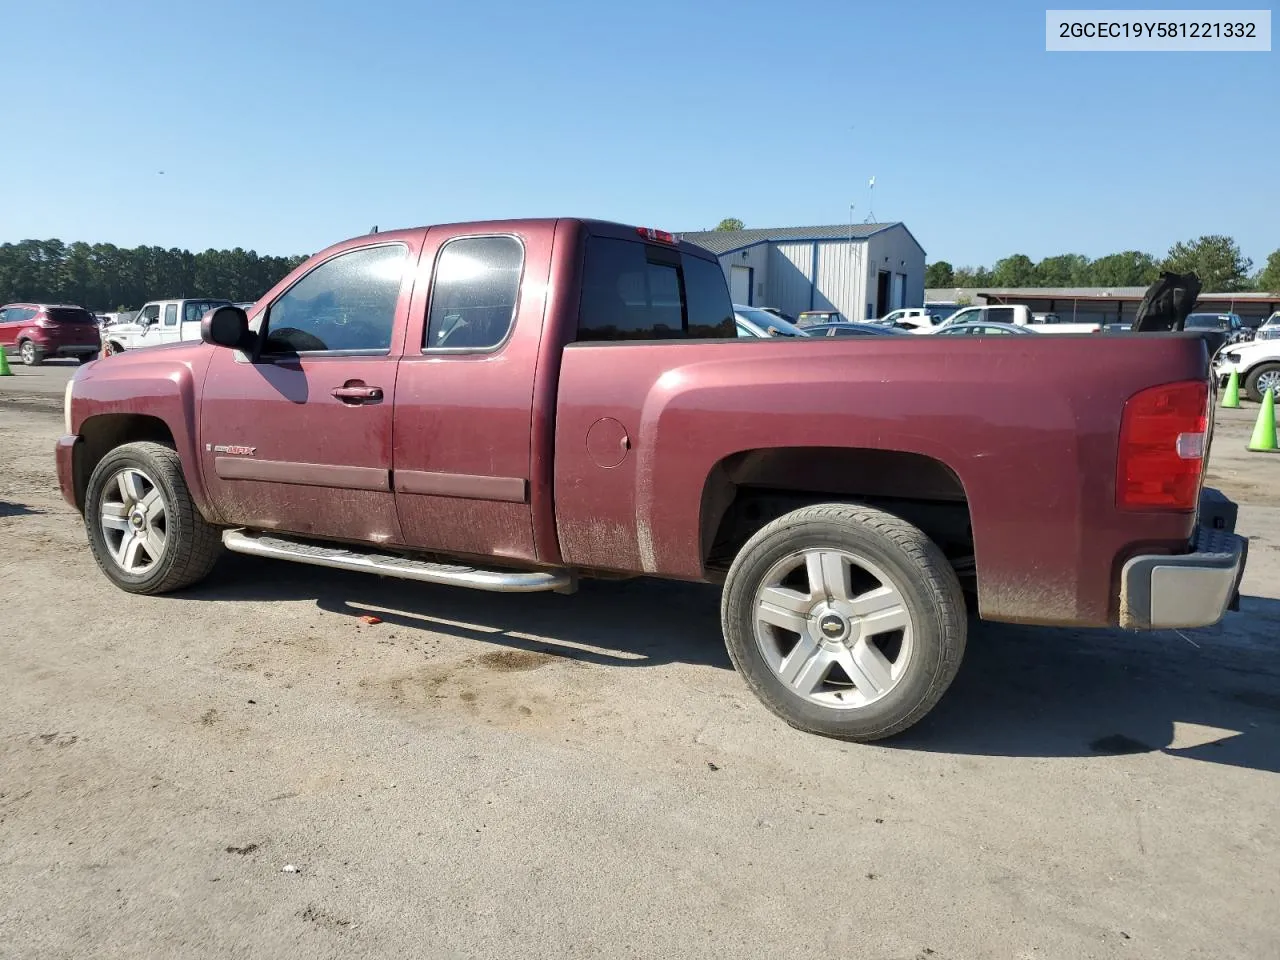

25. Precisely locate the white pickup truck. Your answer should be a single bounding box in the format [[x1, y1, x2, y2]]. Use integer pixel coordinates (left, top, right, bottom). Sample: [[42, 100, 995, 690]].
[[103, 298, 232, 354], [928, 304, 1101, 335]]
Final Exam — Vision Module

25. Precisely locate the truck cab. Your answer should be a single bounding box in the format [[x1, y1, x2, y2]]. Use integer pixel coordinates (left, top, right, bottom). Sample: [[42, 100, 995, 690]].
[[104, 298, 232, 353]]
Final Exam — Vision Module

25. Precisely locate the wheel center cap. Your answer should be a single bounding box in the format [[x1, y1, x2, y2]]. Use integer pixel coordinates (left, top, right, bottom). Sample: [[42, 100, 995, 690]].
[[130, 510, 146, 529], [818, 613, 848, 640]]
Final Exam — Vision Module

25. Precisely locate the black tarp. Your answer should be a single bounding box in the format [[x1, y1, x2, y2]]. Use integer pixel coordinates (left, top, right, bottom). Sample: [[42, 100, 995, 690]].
[[1131, 271, 1202, 332]]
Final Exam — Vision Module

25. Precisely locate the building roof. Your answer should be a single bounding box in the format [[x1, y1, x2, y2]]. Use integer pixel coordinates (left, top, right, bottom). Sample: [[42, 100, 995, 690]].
[[678, 222, 901, 255]]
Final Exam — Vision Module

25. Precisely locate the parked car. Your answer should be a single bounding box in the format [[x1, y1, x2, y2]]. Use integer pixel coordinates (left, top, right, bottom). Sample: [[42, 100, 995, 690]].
[[933, 304, 1101, 335], [1256, 312, 1280, 342], [734, 305, 810, 338], [1214, 339, 1280, 402], [876, 308, 935, 332], [933, 321, 1035, 336], [103, 298, 233, 354], [796, 309, 844, 327], [804, 322, 910, 337], [56, 217, 1246, 743], [758, 307, 798, 324], [0, 302, 101, 365], [1185, 312, 1252, 344]]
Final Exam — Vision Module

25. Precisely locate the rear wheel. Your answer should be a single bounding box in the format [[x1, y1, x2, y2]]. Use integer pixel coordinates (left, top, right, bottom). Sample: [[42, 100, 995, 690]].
[[19, 340, 42, 366], [84, 441, 221, 594], [1245, 363, 1280, 403], [107, 341, 125, 355], [721, 503, 966, 742], [78, 353, 95, 365]]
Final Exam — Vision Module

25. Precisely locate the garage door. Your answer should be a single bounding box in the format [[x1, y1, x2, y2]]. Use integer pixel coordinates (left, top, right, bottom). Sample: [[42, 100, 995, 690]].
[[730, 265, 751, 305]]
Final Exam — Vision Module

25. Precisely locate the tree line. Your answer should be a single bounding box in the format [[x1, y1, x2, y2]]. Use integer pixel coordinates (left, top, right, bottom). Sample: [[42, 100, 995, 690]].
[[926, 235, 1280, 294], [0, 239, 309, 312]]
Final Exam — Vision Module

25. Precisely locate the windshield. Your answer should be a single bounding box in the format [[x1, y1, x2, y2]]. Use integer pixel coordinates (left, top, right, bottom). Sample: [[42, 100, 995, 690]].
[[736, 307, 808, 337], [1185, 314, 1227, 330]]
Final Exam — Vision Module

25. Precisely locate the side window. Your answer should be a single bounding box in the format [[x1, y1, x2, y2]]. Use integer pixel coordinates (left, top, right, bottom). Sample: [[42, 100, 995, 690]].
[[683, 254, 736, 338], [424, 236, 524, 351], [163, 304, 178, 326], [577, 237, 734, 341], [987, 307, 1015, 324], [263, 244, 406, 355], [140, 304, 160, 325]]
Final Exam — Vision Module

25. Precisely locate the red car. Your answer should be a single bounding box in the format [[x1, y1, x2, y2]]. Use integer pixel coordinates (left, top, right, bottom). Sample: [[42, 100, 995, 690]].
[[0, 302, 102, 366], [54, 218, 1247, 742]]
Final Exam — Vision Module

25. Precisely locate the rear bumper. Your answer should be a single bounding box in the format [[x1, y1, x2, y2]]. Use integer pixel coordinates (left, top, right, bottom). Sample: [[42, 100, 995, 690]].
[[1119, 490, 1248, 630], [55, 435, 80, 511]]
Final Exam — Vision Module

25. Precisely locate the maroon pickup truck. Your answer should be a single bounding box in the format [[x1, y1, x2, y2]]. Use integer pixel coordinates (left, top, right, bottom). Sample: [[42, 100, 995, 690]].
[[55, 218, 1248, 741]]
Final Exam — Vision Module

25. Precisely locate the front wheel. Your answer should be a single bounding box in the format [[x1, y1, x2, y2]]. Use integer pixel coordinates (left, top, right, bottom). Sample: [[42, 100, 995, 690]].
[[721, 503, 966, 742], [1245, 363, 1280, 403], [19, 340, 42, 366], [84, 441, 221, 594]]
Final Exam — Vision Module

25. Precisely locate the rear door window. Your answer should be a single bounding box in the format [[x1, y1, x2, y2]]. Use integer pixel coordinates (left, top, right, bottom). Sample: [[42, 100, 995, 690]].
[[424, 235, 524, 351], [164, 304, 178, 326], [577, 237, 735, 341], [987, 307, 1015, 324]]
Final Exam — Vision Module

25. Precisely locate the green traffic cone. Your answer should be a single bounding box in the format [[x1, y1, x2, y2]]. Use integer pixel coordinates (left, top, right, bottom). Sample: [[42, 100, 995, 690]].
[[0, 347, 13, 377], [1247, 388, 1278, 452], [1221, 369, 1240, 408]]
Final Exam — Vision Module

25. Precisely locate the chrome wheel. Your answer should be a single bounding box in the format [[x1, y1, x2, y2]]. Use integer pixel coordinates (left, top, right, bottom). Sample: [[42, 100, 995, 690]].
[[20, 341, 36, 364], [753, 548, 914, 710], [1257, 369, 1280, 397], [99, 468, 168, 575]]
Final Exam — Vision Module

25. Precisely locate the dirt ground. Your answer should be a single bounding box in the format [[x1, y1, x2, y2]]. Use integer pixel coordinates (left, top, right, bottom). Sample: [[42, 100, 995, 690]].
[[1, 392, 1277, 960]]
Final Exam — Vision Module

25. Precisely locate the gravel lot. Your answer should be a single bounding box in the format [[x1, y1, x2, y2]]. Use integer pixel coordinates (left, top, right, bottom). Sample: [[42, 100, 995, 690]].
[[1, 389, 1277, 960]]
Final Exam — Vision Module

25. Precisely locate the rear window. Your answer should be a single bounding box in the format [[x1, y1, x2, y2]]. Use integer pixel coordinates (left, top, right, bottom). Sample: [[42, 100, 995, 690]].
[[183, 300, 231, 323], [987, 307, 1016, 324], [46, 307, 96, 324], [577, 237, 735, 342]]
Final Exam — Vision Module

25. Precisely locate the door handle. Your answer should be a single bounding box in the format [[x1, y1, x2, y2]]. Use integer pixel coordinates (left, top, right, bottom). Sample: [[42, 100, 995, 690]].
[[331, 384, 383, 404]]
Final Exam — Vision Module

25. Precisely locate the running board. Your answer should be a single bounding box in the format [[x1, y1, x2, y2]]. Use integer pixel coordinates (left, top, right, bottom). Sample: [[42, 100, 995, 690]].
[[221, 530, 576, 594]]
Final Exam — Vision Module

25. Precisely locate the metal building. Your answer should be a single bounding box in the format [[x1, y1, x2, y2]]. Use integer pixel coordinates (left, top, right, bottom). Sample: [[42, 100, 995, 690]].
[[678, 223, 926, 322]]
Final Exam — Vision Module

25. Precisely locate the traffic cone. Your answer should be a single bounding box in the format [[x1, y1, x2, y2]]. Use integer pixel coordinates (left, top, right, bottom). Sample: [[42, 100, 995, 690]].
[[1221, 370, 1240, 408], [1247, 389, 1278, 453], [0, 348, 12, 377]]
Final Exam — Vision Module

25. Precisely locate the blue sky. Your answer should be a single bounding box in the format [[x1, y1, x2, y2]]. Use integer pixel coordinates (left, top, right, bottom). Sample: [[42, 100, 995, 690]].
[[2, 0, 1276, 268]]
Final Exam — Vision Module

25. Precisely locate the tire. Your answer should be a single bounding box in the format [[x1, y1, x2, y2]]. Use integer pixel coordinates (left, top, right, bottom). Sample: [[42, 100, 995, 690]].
[[19, 339, 42, 366], [84, 441, 221, 595], [78, 353, 96, 365], [721, 503, 966, 742], [1244, 362, 1280, 404], [107, 341, 125, 355]]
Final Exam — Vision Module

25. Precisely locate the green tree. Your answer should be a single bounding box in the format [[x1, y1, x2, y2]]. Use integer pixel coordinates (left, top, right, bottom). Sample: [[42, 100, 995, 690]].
[[1088, 251, 1159, 287], [1034, 254, 1091, 286], [714, 218, 744, 231], [1161, 235, 1253, 291], [1254, 249, 1280, 293], [924, 260, 954, 287], [952, 266, 994, 288], [992, 254, 1037, 288]]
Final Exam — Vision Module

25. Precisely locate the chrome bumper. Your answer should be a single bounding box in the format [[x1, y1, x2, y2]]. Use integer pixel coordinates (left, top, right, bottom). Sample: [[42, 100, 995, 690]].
[[1119, 490, 1248, 630]]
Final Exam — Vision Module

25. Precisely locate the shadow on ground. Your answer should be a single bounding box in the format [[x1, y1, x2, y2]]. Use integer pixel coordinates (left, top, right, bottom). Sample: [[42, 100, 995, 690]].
[[188, 554, 731, 670], [184, 556, 1280, 773], [0, 500, 43, 518], [897, 595, 1280, 774]]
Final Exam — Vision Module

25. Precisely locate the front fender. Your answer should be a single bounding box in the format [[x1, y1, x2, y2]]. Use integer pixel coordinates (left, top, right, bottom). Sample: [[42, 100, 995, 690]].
[[69, 350, 217, 519]]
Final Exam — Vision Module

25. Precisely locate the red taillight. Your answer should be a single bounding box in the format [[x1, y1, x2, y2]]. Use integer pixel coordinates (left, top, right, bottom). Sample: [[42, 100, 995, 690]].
[[636, 226, 676, 244], [1116, 380, 1208, 511]]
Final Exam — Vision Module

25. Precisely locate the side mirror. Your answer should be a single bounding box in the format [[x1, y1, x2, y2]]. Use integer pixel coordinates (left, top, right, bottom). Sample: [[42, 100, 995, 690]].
[[201, 305, 251, 351]]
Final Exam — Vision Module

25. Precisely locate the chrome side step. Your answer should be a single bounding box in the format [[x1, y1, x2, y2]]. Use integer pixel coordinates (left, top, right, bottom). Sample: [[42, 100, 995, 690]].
[[221, 530, 576, 594]]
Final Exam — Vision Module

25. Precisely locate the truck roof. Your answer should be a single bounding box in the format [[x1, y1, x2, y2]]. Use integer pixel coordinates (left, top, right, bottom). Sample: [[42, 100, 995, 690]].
[[315, 218, 719, 263]]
